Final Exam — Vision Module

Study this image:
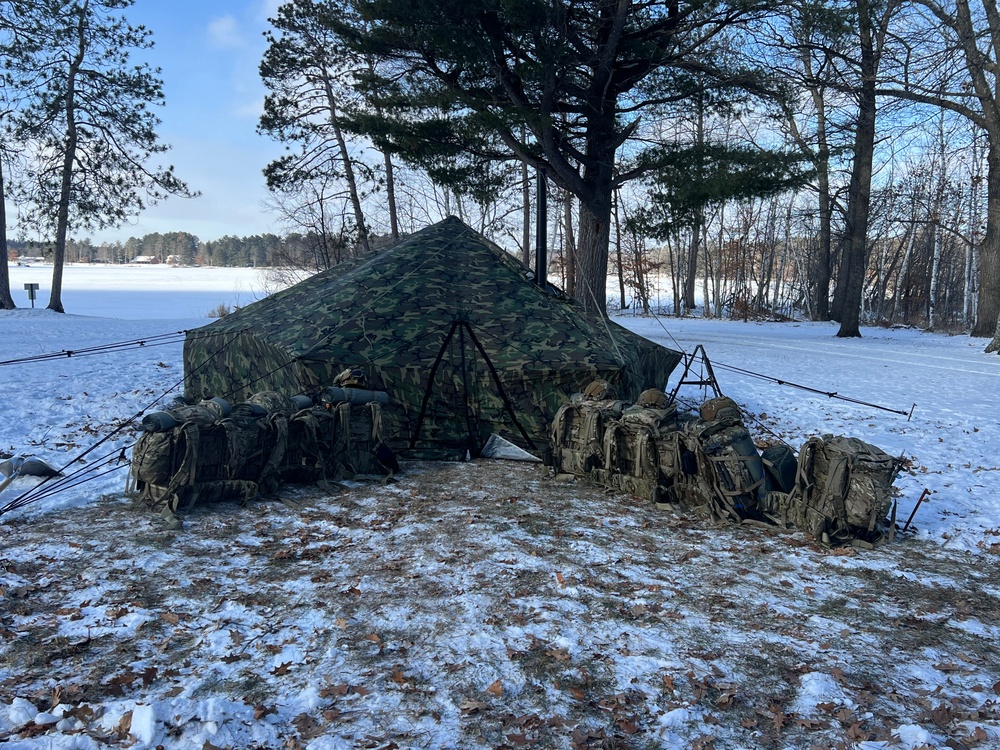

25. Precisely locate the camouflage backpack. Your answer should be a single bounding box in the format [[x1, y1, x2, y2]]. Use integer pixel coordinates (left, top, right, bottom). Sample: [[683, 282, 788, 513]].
[[673, 397, 765, 523], [129, 408, 259, 522], [598, 389, 680, 503], [549, 380, 627, 479], [244, 391, 304, 492], [281, 406, 341, 485], [320, 385, 396, 478], [761, 435, 898, 547]]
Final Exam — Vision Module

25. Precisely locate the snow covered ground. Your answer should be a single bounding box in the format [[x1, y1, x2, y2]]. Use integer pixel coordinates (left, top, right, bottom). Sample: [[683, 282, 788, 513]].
[[1, 266, 998, 750]]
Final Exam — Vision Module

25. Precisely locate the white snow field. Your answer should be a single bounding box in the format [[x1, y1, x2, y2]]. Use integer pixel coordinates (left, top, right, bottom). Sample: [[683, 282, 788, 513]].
[[1, 264, 998, 750]]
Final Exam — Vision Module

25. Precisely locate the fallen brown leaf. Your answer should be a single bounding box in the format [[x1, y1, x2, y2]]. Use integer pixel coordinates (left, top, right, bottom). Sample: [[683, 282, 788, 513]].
[[460, 699, 487, 715]]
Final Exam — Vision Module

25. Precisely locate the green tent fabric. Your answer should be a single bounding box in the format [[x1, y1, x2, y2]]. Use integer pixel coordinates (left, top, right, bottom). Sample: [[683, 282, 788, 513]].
[[183, 217, 682, 456]]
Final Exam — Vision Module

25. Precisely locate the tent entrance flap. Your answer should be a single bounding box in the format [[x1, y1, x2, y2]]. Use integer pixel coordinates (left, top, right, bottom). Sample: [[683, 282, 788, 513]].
[[409, 320, 536, 453]]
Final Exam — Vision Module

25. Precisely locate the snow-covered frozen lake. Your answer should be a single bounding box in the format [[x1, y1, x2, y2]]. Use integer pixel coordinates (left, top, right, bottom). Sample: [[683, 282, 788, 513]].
[[7, 262, 266, 319]]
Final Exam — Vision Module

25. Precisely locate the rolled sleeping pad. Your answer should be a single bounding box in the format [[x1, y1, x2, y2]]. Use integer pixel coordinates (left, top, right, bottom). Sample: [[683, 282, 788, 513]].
[[203, 397, 232, 419], [728, 428, 766, 503], [141, 411, 179, 432], [142, 402, 221, 431], [230, 402, 269, 420], [320, 387, 389, 406], [290, 394, 313, 411]]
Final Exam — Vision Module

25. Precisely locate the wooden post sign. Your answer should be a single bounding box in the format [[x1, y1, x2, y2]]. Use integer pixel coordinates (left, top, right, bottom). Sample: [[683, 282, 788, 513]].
[[23, 283, 39, 308]]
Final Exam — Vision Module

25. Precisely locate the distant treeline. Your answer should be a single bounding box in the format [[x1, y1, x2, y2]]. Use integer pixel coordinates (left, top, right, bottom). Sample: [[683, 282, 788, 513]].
[[7, 232, 330, 267]]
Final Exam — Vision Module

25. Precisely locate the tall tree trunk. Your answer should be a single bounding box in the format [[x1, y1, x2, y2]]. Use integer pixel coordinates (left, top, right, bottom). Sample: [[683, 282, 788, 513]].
[[967, 135, 981, 329], [333, 115, 370, 255], [686, 209, 702, 310], [814, 143, 833, 320], [796, 42, 833, 320], [980, 144, 1000, 347], [702, 220, 712, 318], [521, 155, 530, 267], [891, 221, 916, 324], [569, 118, 615, 315], [684, 95, 705, 310], [322, 83, 370, 255], [520, 127, 530, 266], [50, 1, 89, 314], [577, 199, 610, 314], [836, 0, 880, 338], [927, 104, 949, 330], [612, 190, 627, 310], [563, 189, 577, 298], [0, 155, 15, 309]]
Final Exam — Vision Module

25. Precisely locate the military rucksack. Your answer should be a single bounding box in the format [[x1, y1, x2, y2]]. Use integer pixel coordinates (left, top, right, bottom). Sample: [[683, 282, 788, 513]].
[[671, 398, 764, 523], [598, 394, 680, 503], [129, 420, 260, 520], [280, 407, 337, 484], [129, 393, 297, 520], [319, 382, 397, 478], [549, 381, 628, 478], [761, 435, 898, 547]]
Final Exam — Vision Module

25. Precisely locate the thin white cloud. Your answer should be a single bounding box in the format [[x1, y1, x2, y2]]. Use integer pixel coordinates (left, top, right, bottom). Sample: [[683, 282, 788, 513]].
[[234, 98, 265, 121], [208, 15, 244, 48], [257, 0, 283, 22]]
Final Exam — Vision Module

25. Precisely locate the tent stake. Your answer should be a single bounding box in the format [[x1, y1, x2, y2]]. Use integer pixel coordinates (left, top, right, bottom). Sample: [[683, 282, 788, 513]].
[[902, 488, 930, 532]]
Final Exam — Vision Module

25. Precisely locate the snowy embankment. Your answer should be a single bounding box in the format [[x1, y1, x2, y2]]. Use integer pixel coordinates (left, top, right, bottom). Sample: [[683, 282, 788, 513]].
[[0, 265, 998, 750]]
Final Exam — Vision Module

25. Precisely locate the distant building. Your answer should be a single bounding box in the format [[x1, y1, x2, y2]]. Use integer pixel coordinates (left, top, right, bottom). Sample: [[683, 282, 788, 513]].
[[16, 256, 46, 266], [132, 255, 160, 264]]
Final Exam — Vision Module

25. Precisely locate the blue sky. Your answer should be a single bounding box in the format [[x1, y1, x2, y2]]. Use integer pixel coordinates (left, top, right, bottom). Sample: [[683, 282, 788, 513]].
[[86, 0, 285, 243]]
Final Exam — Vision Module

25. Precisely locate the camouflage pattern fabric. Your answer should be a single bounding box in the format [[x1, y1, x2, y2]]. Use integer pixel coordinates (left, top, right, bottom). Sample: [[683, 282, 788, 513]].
[[593, 400, 682, 504], [699, 396, 742, 425], [686, 421, 765, 521], [549, 397, 628, 477], [183, 217, 682, 455], [331, 401, 393, 477], [129, 421, 262, 518], [761, 435, 897, 547], [600, 419, 681, 505]]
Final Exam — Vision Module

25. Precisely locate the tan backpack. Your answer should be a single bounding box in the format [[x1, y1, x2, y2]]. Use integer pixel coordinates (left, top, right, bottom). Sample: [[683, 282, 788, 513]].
[[549, 381, 628, 478], [596, 395, 680, 503], [761, 435, 898, 547]]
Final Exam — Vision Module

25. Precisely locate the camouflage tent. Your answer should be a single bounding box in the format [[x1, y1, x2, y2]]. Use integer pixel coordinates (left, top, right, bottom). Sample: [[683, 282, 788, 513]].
[[183, 217, 682, 457]]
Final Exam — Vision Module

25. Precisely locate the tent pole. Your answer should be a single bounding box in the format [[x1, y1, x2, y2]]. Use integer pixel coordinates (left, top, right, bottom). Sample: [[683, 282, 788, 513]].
[[457, 323, 484, 456], [409, 320, 461, 449], [461, 322, 538, 450]]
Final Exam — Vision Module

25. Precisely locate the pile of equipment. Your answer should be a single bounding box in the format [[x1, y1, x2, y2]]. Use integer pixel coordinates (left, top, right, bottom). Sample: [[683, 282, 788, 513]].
[[128, 369, 397, 525], [548, 382, 898, 548]]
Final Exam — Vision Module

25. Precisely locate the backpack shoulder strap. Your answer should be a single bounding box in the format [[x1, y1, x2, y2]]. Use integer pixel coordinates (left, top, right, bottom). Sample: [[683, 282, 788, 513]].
[[162, 422, 201, 513], [258, 414, 289, 494]]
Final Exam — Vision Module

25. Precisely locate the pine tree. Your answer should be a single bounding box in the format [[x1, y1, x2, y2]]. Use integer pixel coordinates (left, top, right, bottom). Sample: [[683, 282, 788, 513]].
[[318, 0, 776, 314], [10, 0, 194, 313]]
